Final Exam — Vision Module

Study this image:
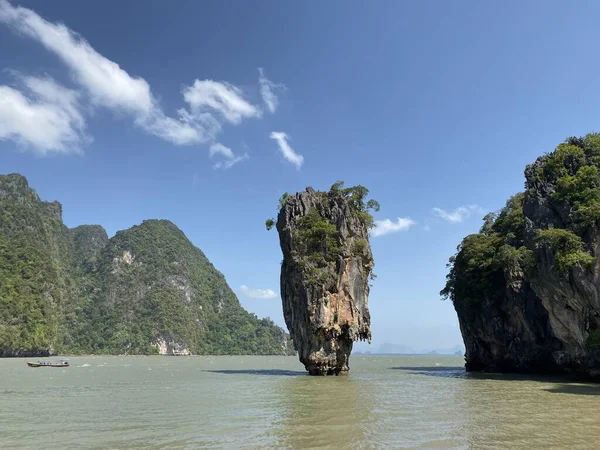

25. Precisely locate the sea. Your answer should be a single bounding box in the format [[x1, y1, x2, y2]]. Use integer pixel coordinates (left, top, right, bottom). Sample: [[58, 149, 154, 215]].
[[1, 355, 600, 449]]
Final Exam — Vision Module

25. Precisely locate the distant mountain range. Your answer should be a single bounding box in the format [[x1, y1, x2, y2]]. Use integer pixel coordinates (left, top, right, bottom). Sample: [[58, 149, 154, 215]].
[[354, 342, 464, 355]]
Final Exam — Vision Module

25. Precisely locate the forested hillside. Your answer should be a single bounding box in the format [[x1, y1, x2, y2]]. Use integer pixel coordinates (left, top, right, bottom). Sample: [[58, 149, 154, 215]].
[[0, 174, 294, 357]]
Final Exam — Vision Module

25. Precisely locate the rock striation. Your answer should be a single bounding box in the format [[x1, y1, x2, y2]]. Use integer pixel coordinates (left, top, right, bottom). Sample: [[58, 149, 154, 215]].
[[276, 185, 375, 375], [443, 134, 600, 379]]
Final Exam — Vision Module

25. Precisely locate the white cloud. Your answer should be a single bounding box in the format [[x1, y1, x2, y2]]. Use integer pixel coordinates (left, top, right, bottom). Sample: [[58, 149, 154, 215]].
[[371, 217, 417, 237], [182, 79, 260, 124], [0, 0, 152, 114], [0, 0, 256, 148], [0, 75, 87, 154], [432, 204, 484, 223], [239, 285, 277, 299], [258, 68, 285, 113], [209, 142, 249, 170], [209, 142, 235, 159], [269, 131, 304, 169], [213, 153, 249, 170]]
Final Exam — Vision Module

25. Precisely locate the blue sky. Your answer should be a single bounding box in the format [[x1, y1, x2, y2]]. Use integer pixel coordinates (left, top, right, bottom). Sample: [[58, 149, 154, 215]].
[[2, 1, 600, 350]]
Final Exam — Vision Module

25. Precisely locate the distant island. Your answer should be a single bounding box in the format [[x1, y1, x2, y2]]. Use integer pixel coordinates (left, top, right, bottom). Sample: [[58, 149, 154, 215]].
[[0, 174, 294, 357], [443, 134, 600, 379], [353, 342, 464, 355]]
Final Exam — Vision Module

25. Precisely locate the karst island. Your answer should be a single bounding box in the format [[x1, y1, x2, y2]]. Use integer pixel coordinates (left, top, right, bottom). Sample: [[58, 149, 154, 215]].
[[443, 133, 600, 380], [266, 182, 378, 375]]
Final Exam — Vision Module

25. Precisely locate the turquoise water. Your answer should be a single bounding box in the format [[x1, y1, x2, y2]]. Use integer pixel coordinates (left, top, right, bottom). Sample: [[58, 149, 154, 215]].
[[1, 355, 600, 449]]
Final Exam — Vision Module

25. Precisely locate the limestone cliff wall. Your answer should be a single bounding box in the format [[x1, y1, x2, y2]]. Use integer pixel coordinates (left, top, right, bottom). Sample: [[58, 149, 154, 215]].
[[453, 146, 600, 379], [277, 187, 373, 375]]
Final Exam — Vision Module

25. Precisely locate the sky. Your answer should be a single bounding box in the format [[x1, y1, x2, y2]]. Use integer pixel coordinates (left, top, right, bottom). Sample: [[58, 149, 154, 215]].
[[2, 0, 600, 351]]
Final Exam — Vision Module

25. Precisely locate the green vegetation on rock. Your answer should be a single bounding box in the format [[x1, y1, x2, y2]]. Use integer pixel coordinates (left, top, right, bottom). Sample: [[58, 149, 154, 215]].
[[587, 328, 600, 350], [529, 134, 600, 229], [441, 193, 532, 309], [443, 134, 600, 308], [0, 174, 294, 357], [271, 182, 378, 287], [534, 229, 594, 273]]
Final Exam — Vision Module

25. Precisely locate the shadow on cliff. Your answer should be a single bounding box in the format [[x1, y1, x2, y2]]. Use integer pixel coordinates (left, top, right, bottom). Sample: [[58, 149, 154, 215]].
[[543, 384, 600, 395], [204, 369, 305, 377]]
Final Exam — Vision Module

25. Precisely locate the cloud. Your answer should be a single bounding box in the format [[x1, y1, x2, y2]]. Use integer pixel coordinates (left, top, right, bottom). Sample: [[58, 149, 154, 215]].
[[239, 285, 277, 299], [209, 142, 249, 170], [182, 80, 260, 124], [431, 204, 485, 223], [258, 68, 285, 113], [269, 131, 304, 169], [0, 75, 88, 154], [0, 0, 256, 149], [213, 153, 249, 170], [371, 217, 417, 237], [209, 142, 235, 159]]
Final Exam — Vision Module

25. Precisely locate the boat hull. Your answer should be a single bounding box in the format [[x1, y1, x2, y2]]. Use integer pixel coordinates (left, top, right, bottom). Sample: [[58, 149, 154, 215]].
[[26, 362, 70, 367]]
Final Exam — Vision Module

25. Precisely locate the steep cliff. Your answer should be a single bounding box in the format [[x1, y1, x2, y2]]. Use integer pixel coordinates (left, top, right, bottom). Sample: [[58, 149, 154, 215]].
[[0, 173, 294, 356], [0, 174, 73, 356], [273, 183, 377, 375], [443, 134, 600, 379], [89, 219, 294, 355]]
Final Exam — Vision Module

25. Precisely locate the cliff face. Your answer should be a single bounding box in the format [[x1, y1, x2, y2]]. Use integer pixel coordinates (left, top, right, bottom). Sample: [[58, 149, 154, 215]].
[[0, 174, 72, 357], [276, 186, 374, 375], [0, 173, 294, 357], [444, 135, 600, 378]]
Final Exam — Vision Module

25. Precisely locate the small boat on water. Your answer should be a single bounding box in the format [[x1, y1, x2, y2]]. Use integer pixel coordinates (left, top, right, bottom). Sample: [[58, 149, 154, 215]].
[[26, 359, 70, 368]]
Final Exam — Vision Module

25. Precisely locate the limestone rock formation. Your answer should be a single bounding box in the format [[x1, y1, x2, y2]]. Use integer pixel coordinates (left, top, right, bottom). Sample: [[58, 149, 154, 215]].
[[0, 173, 294, 357], [275, 185, 376, 375], [443, 134, 600, 379]]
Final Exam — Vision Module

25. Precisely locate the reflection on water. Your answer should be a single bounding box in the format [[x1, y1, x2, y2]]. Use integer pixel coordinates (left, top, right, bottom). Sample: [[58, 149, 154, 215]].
[[2, 355, 600, 449], [272, 375, 375, 449], [206, 369, 304, 377]]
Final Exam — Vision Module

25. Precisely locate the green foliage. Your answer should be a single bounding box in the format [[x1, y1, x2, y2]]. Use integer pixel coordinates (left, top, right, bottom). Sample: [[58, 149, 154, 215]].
[[278, 193, 289, 209], [488, 193, 526, 245], [441, 194, 532, 308], [0, 236, 59, 354], [330, 181, 345, 192], [353, 239, 369, 255], [0, 175, 294, 357], [531, 133, 600, 229], [495, 244, 535, 272], [535, 229, 594, 273], [329, 181, 380, 228], [276, 182, 377, 287], [339, 183, 379, 227], [85, 220, 294, 355], [529, 143, 586, 184], [444, 133, 600, 312], [587, 328, 600, 350], [293, 210, 341, 272], [265, 218, 275, 231]]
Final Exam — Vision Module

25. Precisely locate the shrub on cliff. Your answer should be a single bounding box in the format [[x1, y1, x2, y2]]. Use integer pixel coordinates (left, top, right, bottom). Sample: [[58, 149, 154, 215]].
[[535, 229, 594, 273], [441, 193, 532, 307], [529, 133, 600, 229], [268, 182, 379, 288], [443, 134, 599, 306]]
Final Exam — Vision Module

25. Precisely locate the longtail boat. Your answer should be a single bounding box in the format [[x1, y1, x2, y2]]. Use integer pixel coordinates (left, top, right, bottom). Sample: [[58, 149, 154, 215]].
[[26, 359, 70, 368]]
